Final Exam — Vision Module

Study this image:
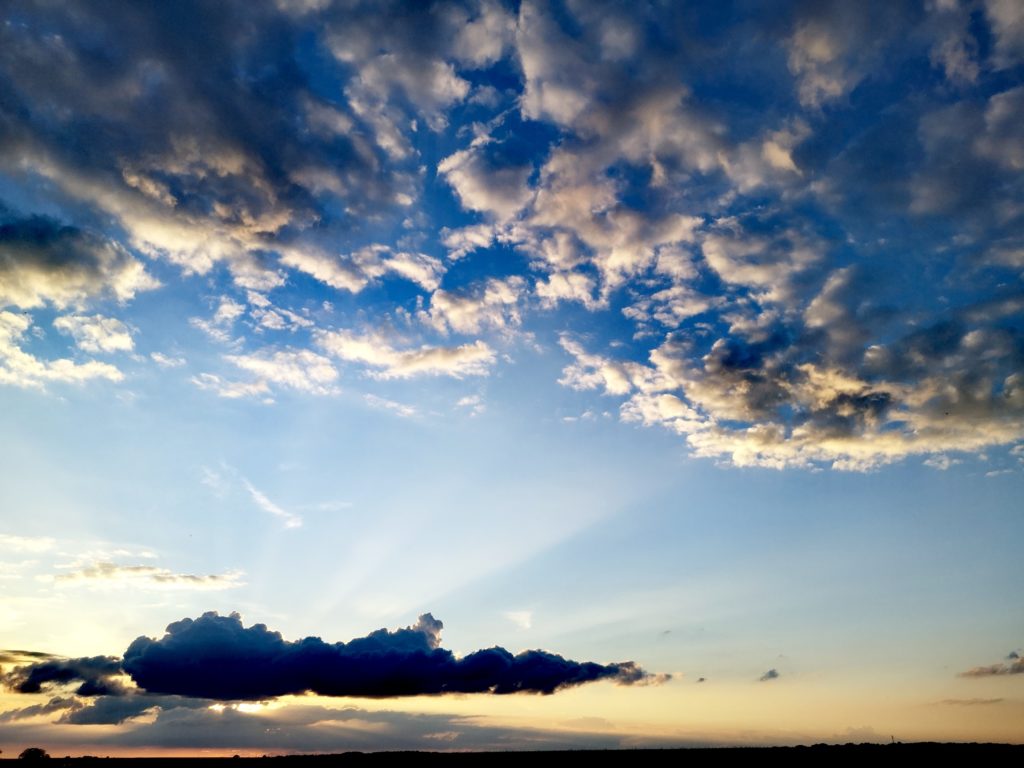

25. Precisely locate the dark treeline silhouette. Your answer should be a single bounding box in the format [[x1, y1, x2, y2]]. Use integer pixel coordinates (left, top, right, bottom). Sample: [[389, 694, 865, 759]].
[[8, 744, 1024, 766]]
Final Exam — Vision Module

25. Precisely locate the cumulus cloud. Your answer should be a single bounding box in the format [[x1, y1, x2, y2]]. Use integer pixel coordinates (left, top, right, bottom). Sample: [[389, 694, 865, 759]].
[[1, 0, 1021, 476], [53, 315, 135, 354], [122, 612, 658, 699], [0, 311, 124, 390], [422, 277, 526, 334], [438, 140, 535, 221]]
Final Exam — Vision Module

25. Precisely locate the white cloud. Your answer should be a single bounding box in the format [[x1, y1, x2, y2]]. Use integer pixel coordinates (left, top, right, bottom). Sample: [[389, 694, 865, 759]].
[[151, 352, 186, 368], [535, 271, 601, 309], [280, 244, 445, 293], [53, 314, 134, 353], [190, 296, 246, 343], [364, 393, 417, 418], [438, 141, 534, 221], [316, 328, 496, 379], [0, 311, 124, 390], [422, 276, 525, 334], [456, 394, 486, 416], [441, 223, 497, 260], [190, 372, 272, 400], [225, 348, 340, 396]]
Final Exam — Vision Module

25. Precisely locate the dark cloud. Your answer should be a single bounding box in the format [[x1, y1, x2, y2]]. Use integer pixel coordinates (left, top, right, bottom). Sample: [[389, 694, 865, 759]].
[[61, 695, 210, 726], [0, 649, 55, 664], [4, 612, 661, 703], [122, 611, 658, 699], [759, 669, 779, 682], [60, 702, 700, 752], [0, 211, 158, 309], [0, 0, 423, 286], [0, 696, 81, 723], [1, 655, 124, 697]]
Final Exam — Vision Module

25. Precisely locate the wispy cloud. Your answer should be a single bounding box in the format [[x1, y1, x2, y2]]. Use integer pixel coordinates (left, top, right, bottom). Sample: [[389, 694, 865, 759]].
[[46, 562, 244, 591], [243, 480, 302, 529]]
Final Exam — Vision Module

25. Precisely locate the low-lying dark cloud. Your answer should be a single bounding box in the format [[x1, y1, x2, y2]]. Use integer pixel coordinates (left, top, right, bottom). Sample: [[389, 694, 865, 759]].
[[2, 612, 663, 702], [123, 611, 656, 699], [1, 655, 124, 696]]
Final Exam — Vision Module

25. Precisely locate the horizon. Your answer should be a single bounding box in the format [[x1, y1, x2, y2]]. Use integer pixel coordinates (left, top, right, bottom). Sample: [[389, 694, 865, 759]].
[[1, 0, 1022, 756]]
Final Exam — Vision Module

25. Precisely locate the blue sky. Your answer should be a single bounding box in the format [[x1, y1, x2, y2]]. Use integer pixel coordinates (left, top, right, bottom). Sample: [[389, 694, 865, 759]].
[[1, 0, 1022, 754]]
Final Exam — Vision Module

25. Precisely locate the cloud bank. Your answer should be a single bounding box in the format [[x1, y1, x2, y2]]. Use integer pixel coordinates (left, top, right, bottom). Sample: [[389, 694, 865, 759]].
[[0, 0, 1020, 470]]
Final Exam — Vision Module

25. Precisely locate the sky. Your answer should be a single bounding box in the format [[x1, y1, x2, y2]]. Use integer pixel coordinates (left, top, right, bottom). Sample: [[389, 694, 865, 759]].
[[0, 0, 1022, 756]]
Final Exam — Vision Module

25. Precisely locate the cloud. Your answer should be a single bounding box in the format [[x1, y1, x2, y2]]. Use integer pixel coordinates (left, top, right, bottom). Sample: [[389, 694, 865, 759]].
[[438, 140, 535, 221], [53, 315, 135, 354], [242, 480, 302, 529], [364, 394, 418, 418], [0, 696, 82, 723], [0, 2, 423, 288], [2, 656, 124, 697], [759, 669, 779, 682], [0, 699, 686, 752], [279, 245, 445, 294], [559, 289, 1024, 470], [191, 373, 271, 400], [985, 0, 1024, 69], [223, 348, 340, 397], [151, 352, 186, 368], [0, 311, 124, 390], [937, 698, 1004, 706], [316, 329, 496, 379], [47, 562, 245, 592], [422, 277, 526, 334], [0, 213, 159, 310], [958, 654, 1024, 677], [113, 611, 662, 700], [923, 455, 961, 471]]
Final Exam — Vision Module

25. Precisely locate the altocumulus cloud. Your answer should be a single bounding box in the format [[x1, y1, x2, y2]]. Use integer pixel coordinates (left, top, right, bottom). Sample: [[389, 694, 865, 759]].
[[3, 612, 663, 702]]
